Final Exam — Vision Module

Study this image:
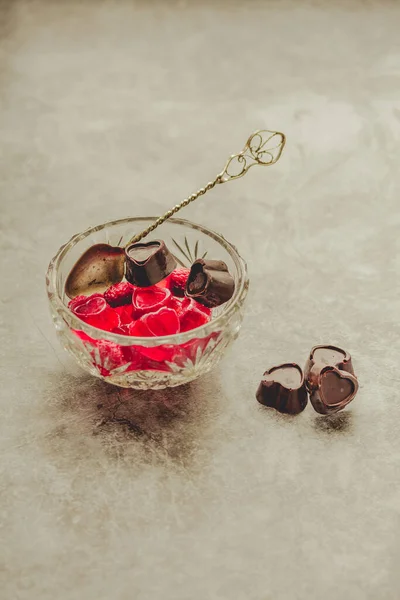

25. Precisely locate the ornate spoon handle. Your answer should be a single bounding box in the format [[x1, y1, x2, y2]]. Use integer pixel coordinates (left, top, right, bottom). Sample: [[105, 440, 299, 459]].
[[128, 129, 286, 244]]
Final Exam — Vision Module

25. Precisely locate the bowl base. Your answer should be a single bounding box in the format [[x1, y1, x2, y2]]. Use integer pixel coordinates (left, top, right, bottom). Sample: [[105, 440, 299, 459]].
[[101, 366, 214, 389]]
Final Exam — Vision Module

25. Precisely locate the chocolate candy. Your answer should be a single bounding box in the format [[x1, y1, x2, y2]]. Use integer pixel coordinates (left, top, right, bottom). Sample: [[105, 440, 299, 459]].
[[256, 363, 308, 415], [185, 259, 235, 308], [304, 345, 358, 415], [125, 240, 177, 287]]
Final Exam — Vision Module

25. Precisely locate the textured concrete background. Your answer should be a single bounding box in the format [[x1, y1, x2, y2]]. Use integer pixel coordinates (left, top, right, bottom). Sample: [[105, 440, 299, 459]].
[[1, 1, 400, 599]]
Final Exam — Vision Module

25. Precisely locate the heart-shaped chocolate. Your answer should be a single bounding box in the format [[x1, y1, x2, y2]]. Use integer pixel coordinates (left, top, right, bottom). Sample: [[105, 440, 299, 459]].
[[185, 259, 235, 308], [65, 244, 125, 299], [125, 240, 177, 287], [319, 367, 358, 408], [127, 241, 162, 264], [305, 344, 355, 394], [256, 363, 308, 415]]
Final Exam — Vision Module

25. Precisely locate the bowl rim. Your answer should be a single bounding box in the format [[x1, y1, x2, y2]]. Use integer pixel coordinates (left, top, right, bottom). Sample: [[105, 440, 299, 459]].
[[46, 216, 248, 345]]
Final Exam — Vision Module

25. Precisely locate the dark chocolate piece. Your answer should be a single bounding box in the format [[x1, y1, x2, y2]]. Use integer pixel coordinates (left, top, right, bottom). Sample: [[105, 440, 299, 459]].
[[304, 345, 358, 415], [125, 240, 177, 287], [256, 363, 308, 415], [185, 259, 235, 308]]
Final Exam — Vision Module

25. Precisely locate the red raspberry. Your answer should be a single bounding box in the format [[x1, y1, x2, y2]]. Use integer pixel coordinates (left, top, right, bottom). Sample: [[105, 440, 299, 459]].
[[180, 305, 210, 333], [132, 286, 171, 316], [104, 282, 134, 307], [94, 340, 126, 376], [71, 295, 120, 331], [166, 268, 190, 297], [72, 330, 126, 376]]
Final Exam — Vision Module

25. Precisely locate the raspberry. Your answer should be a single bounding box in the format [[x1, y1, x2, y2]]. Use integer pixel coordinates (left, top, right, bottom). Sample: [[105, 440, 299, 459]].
[[132, 286, 171, 316], [71, 295, 120, 331], [104, 282, 134, 307], [167, 268, 190, 297], [93, 340, 126, 376], [180, 305, 210, 333], [72, 330, 126, 376]]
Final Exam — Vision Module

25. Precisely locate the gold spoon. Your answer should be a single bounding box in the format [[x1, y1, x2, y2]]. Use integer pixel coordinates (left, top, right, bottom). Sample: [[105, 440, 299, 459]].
[[65, 129, 286, 299]]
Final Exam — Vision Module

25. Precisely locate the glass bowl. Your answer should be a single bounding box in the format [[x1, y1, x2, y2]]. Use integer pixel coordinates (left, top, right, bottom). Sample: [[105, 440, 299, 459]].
[[46, 217, 249, 389]]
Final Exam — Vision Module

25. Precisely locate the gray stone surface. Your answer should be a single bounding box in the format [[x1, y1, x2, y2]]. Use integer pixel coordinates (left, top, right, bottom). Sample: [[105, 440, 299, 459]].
[[1, 1, 400, 598]]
